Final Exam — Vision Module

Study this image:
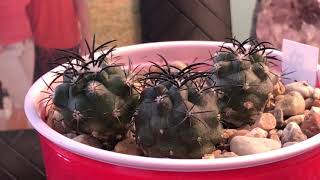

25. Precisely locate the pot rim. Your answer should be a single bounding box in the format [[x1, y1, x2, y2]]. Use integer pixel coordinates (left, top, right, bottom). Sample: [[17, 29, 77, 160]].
[[24, 41, 320, 172]]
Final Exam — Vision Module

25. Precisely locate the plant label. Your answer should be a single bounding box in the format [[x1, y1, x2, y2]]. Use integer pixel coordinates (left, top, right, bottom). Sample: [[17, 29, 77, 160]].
[[282, 39, 319, 86]]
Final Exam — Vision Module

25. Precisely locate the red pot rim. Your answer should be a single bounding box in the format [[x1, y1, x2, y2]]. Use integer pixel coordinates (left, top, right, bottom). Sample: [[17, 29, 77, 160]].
[[24, 41, 320, 172]]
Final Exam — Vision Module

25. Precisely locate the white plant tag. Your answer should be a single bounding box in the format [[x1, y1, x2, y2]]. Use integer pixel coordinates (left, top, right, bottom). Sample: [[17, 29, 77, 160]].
[[282, 39, 319, 86]]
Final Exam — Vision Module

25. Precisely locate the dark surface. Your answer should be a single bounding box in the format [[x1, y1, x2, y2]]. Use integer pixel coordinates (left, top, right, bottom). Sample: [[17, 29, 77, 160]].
[[140, 0, 232, 42], [0, 130, 46, 180]]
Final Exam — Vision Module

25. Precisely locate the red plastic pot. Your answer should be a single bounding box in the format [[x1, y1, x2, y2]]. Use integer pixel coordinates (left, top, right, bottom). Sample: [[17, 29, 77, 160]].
[[25, 41, 320, 180]]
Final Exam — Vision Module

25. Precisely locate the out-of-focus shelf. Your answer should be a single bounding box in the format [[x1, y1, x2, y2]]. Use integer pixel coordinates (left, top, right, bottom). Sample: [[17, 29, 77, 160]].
[[0, 129, 45, 180]]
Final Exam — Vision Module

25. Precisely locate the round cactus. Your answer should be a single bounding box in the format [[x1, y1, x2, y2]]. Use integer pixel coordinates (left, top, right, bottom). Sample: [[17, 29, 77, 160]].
[[42, 38, 142, 145], [134, 57, 223, 159], [211, 38, 280, 128]]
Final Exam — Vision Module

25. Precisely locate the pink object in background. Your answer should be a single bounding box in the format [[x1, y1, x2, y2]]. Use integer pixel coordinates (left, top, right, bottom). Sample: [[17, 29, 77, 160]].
[[25, 41, 320, 180]]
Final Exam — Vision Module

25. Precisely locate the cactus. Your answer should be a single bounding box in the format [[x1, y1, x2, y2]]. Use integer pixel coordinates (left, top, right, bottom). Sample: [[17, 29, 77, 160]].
[[134, 57, 223, 159], [41, 37, 142, 146], [211, 38, 280, 128]]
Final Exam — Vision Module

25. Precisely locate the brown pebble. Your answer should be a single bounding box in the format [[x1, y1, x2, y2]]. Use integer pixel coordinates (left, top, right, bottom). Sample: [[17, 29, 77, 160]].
[[301, 110, 320, 138], [285, 115, 305, 125], [231, 129, 250, 139], [47, 108, 69, 134], [304, 110, 310, 116], [270, 134, 281, 142], [269, 129, 278, 135], [215, 152, 238, 158], [268, 129, 280, 142], [313, 88, 320, 99], [212, 150, 222, 157], [270, 108, 284, 128], [246, 127, 268, 138], [202, 154, 215, 159], [275, 91, 305, 116], [285, 81, 314, 98], [114, 138, 142, 156], [252, 113, 277, 130], [313, 99, 320, 107], [273, 81, 286, 96], [72, 134, 103, 148], [281, 122, 307, 144], [221, 129, 237, 139], [305, 98, 314, 109]]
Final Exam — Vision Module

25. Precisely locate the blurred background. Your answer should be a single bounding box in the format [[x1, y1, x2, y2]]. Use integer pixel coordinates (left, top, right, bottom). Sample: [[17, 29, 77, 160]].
[[1, 0, 320, 130]]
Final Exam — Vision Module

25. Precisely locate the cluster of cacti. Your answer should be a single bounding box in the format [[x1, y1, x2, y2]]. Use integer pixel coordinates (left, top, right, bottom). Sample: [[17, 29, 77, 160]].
[[134, 59, 223, 158], [42, 38, 141, 148], [42, 37, 284, 158], [210, 38, 280, 128]]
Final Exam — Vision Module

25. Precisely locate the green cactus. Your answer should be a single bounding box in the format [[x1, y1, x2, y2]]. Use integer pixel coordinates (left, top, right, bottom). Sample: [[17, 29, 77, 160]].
[[42, 38, 141, 147], [211, 38, 280, 128], [134, 57, 223, 159]]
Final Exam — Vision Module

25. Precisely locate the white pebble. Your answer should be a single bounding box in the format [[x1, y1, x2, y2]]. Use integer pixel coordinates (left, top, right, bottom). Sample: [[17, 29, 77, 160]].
[[230, 136, 281, 156]]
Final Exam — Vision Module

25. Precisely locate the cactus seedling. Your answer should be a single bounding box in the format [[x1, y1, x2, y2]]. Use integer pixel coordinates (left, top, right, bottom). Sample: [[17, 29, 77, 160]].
[[211, 38, 280, 128], [134, 57, 223, 159], [41, 37, 141, 147]]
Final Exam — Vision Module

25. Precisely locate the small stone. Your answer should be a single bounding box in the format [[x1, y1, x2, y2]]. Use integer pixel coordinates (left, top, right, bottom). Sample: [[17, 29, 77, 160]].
[[72, 134, 103, 148], [252, 113, 277, 130], [285, 81, 314, 98], [304, 110, 310, 116], [265, 99, 276, 111], [277, 130, 283, 137], [273, 81, 286, 96], [313, 88, 320, 99], [313, 99, 320, 107], [221, 129, 237, 139], [275, 91, 305, 116], [270, 134, 280, 142], [282, 142, 299, 148], [216, 151, 238, 158], [246, 127, 268, 138], [310, 106, 320, 114], [64, 133, 77, 139], [230, 136, 281, 156], [212, 149, 222, 157], [301, 110, 320, 138], [269, 129, 278, 135], [305, 98, 314, 109], [268, 129, 281, 142], [230, 129, 250, 140], [285, 115, 305, 125], [114, 138, 142, 156], [202, 154, 215, 159], [47, 107, 69, 134], [91, 131, 109, 141], [281, 122, 307, 144], [270, 109, 285, 128]]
